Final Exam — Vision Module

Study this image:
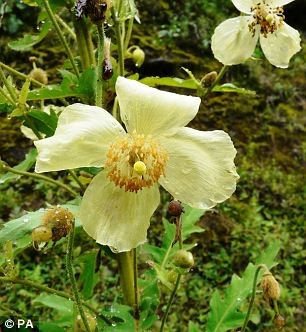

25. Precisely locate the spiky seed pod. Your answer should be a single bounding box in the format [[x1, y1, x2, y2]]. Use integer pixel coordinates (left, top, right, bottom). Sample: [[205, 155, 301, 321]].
[[29, 68, 48, 85], [201, 71, 218, 88], [168, 200, 184, 217], [273, 314, 285, 329], [42, 206, 74, 242], [261, 272, 281, 300], [32, 225, 53, 243], [173, 249, 194, 269]]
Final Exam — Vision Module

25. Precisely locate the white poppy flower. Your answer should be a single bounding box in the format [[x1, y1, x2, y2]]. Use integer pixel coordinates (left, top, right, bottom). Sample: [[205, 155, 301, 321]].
[[34, 77, 239, 252], [211, 0, 301, 68]]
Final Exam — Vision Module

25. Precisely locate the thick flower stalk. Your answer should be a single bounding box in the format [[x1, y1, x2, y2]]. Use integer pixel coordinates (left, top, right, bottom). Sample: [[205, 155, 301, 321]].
[[211, 0, 301, 68], [34, 77, 239, 252]]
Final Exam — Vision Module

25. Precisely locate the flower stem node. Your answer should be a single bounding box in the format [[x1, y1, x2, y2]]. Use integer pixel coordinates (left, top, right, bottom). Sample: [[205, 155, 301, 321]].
[[273, 314, 286, 329], [167, 200, 184, 217], [173, 249, 194, 269], [261, 272, 281, 301]]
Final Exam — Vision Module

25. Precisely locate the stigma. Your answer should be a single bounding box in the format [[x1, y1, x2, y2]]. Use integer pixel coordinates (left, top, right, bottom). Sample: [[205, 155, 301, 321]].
[[248, 2, 285, 37], [105, 131, 168, 192]]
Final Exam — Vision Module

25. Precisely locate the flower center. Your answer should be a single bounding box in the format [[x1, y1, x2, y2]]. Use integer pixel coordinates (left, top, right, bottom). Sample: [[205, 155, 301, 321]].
[[248, 2, 284, 37], [105, 131, 168, 192]]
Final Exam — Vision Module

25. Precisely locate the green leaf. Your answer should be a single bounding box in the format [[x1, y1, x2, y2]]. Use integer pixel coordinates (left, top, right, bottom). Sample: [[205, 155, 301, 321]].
[[0, 149, 37, 184], [25, 109, 58, 137], [206, 241, 281, 332], [33, 294, 73, 314], [188, 321, 200, 332], [181, 204, 205, 241], [212, 83, 256, 95], [100, 304, 134, 331], [8, 21, 52, 51], [140, 76, 197, 89], [77, 250, 99, 300], [0, 204, 80, 266]]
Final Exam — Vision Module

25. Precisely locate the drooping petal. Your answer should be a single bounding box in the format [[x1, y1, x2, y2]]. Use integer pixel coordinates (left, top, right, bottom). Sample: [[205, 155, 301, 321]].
[[80, 170, 160, 252], [260, 23, 301, 68], [35, 103, 125, 173], [158, 128, 239, 209], [231, 0, 253, 14], [211, 16, 259, 66], [116, 76, 201, 136]]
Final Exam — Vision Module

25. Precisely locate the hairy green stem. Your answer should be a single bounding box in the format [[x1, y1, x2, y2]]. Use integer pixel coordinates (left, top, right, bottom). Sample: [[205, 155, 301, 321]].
[[241, 265, 265, 332], [95, 23, 105, 107], [66, 223, 91, 332], [159, 274, 182, 332], [111, 7, 124, 76], [0, 62, 44, 87], [55, 14, 76, 40], [0, 66, 17, 102], [2, 164, 78, 197], [133, 249, 140, 324], [73, 18, 91, 71], [123, 18, 134, 52], [68, 169, 86, 194], [0, 276, 112, 324], [41, 0, 79, 77], [117, 251, 135, 307]]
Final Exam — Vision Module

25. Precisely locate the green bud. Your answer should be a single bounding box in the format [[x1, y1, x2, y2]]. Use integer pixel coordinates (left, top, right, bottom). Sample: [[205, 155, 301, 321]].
[[173, 249, 194, 269], [132, 48, 145, 67]]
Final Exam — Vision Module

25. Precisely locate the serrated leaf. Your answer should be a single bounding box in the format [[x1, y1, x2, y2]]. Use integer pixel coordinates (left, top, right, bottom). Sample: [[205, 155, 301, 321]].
[[33, 294, 73, 314], [0, 149, 37, 184], [8, 21, 51, 51], [181, 204, 205, 240], [100, 304, 134, 331], [140, 76, 197, 89], [0, 204, 80, 265], [206, 241, 281, 332], [212, 83, 256, 95]]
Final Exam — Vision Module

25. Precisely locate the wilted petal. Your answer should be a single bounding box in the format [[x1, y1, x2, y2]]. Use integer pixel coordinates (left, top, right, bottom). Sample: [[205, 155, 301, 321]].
[[211, 16, 259, 66], [116, 77, 201, 136], [159, 128, 239, 209], [231, 0, 253, 14], [35, 103, 125, 173], [260, 23, 301, 68], [80, 170, 160, 252]]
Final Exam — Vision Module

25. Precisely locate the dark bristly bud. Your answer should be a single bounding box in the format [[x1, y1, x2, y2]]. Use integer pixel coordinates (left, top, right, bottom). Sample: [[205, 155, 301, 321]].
[[168, 200, 184, 217], [173, 249, 194, 269], [201, 71, 218, 88], [75, 0, 108, 23], [29, 56, 38, 63], [261, 272, 281, 301], [273, 314, 285, 329]]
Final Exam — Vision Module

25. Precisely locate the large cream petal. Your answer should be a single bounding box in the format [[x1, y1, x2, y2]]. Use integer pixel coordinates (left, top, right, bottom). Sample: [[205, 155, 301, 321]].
[[211, 16, 259, 66], [259, 23, 301, 68], [158, 128, 239, 209], [116, 77, 201, 136], [272, 0, 295, 6], [35, 103, 125, 173], [231, 0, 253, 14], [80, 170, 160, 252]]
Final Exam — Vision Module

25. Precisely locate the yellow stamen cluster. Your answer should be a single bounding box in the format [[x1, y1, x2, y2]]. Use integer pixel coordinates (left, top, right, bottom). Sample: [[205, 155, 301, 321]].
[[248, 2, 284, 37], [105, 131, 168, 192]]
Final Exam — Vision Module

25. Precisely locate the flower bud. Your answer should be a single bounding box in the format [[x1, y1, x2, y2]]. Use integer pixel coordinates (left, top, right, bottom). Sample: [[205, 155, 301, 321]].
[[42, 206, 74, 242], [32, 225, 53, 243], [201, 71, 217, 88], [173, 249, 194, 269], [132, 48, 145, 67], [168, 200, 183, 217], [261, 272, 281, 301], [29, 68, 48, 85], [273, 314, 285, 329]]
